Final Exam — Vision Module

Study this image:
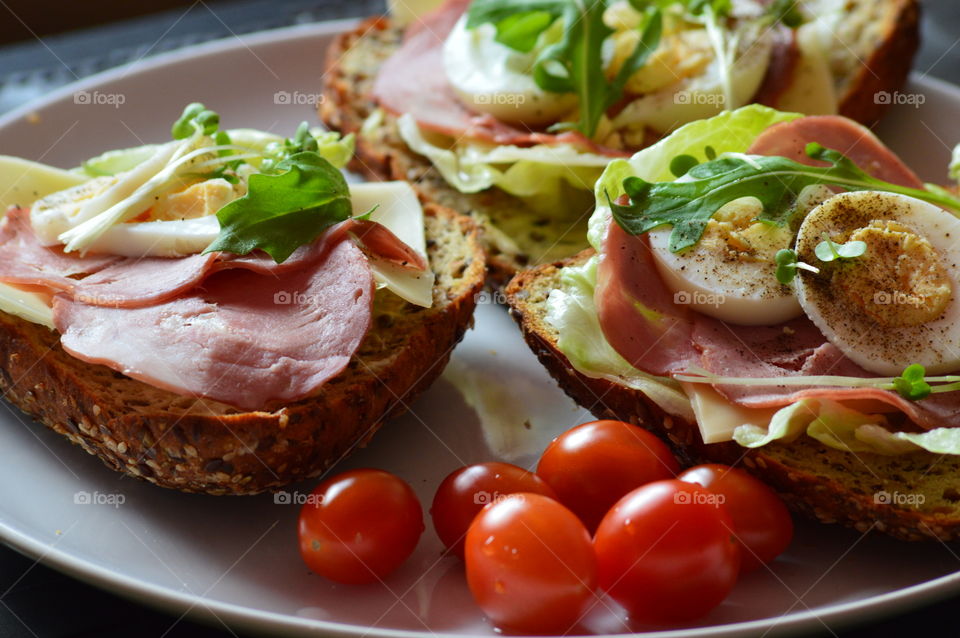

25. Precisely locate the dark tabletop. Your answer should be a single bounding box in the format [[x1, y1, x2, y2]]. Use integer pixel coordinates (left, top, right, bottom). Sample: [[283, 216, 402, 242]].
[[2, 1, 960, 636]]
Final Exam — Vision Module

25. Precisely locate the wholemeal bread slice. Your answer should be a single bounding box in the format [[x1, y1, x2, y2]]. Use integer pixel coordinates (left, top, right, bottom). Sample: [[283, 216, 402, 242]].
[[319, 1, 920, 284], [0, 204, 485, 495], [506, 251, 960, 542]]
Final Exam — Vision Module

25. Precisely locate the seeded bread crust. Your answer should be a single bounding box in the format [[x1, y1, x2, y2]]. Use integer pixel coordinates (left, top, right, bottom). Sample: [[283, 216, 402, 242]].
[[319, 3, 920, 283], [0, 204, 485, 495], [506, 251, 960, 542]]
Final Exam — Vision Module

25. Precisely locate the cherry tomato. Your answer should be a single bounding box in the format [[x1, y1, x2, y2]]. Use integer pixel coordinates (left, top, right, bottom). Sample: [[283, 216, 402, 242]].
[[465, 493, 597, 634], [537, 420, 680, 530], [594, 479, 740, 624], [679, 464, 793, 572], [298, 468, 424, 585], [431, 462, 556, 559]]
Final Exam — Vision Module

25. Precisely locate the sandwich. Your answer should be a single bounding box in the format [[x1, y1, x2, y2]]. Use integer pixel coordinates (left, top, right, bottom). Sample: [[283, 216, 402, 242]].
[[321, 0, 919, 283], [506, 105, 960, 541], [0, 103, 485, 495]]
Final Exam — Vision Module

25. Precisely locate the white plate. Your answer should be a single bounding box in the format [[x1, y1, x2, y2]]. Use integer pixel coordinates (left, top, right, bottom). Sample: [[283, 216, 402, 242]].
[[1, 20, 960, 638]]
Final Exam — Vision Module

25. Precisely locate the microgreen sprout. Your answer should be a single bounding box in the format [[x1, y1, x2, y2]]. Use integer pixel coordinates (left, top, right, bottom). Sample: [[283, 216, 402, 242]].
[[774, 248, 818, 284], [893, 364, 932, 401], [814, 235, 867, 262], [171, 102, 220, 140]]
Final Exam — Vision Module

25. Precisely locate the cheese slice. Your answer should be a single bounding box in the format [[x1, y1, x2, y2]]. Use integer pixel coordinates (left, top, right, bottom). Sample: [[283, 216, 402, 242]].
[[680, 381, 779, 444], [0, 156, 85, 213], [774, 23, 838, 116], [0, 283, 54, 329]]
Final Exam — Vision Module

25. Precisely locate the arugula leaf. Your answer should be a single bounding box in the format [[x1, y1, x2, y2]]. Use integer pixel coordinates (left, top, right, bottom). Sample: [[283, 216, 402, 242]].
[[894, 364, 932, 401], [610, 143, 960, 252], [467, 0, 662, 139], [492, 10, 557, 52], [815, 236, 866, 262], [765, 0, 804, 28], [204, 152, 352, 263]]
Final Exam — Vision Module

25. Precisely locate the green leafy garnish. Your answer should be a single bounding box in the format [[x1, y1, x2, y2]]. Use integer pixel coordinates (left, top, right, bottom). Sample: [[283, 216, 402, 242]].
[[774, 248, 818, 284], [204, 152, 352, 263], [814, 236, 867, 262], [171, 102, 220, 140], [765, 0, 805, 28], [894, 364, 932, 401], [466, 0, 662, 138], [610, 143, 960, 253]]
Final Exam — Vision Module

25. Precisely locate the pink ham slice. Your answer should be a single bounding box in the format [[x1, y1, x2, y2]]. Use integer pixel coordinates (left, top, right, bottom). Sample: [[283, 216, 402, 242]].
[[594, 114, 960, 430], [746, 116, 925, 188], [0, 207, 121, 291], [371, 0, 627, 156], [691, 318, 960, 430], [595, 222, 698, 376], [53, 238, 374, 411], [0, 211, 426, 309]]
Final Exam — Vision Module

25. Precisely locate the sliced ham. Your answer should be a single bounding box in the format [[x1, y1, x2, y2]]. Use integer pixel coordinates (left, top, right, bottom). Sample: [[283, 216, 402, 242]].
[[691, 317, 960, 430], [0, 207, 120, 291], [595, 222, 699, 376], [751, 26, 800, 108], [746, 116, 925, 188], [53, 239, 374, 410], [371, 0, 626, 156], [594, 114, 958, 430], [0, 211, 425, 309]]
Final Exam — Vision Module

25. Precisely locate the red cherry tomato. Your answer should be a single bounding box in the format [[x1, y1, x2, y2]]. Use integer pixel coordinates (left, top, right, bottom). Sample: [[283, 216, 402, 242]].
[[465, 493, 597, 634], [431, 462, 556, 559], [679, 464, 793, 572], [594, 479, 740, 624], [537, 420, 680, 530], [298, 468, 424, 585]]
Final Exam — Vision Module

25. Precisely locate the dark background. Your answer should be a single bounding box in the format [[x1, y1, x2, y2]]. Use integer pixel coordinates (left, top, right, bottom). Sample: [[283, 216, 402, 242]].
[[1, 1, 960, 636]]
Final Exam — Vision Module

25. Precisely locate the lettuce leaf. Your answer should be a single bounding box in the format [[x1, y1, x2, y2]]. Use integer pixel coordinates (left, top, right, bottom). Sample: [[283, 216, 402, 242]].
[[732, 400, 817, 447], [397, 114, 606, 215], [732, 398, 960, 456]]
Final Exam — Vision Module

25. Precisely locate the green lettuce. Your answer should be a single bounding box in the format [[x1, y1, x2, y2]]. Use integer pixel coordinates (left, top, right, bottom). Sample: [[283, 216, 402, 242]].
[[396, 114, 607, 215], [732, 398, 960, 456]]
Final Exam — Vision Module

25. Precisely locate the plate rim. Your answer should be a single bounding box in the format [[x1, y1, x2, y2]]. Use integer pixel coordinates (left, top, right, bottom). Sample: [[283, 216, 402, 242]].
[[1, 19, 960, 638]]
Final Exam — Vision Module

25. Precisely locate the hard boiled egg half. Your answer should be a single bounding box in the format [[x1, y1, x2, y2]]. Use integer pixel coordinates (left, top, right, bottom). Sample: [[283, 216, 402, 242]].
[[794, 191, 960, 375]]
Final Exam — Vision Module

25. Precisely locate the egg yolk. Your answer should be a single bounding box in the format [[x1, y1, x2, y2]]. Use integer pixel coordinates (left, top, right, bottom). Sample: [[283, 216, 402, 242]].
[[608, 29, 713, 95], [698, 199, 793, 263], [831, 220, 952, 327]]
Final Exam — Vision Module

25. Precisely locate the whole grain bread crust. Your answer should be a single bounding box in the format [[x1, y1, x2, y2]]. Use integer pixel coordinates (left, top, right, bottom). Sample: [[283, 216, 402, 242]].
[[506, 251, 960, 542], [319, 4, 920, 282], [0, 204, 485, 495]]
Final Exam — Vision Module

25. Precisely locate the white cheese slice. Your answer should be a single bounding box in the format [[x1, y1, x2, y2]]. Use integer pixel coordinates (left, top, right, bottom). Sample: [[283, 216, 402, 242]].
[[774, 23, 837, 116], [0, 283, 54, 329], [680, 381, 779, 444], [0, 156, 86, 213]]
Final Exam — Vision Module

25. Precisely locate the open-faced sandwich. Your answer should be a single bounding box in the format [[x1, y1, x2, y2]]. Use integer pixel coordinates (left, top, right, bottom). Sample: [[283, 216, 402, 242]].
[[0, 103, 484, 494], [321, 0, 919, 283], [507, 105, 960, 541]]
